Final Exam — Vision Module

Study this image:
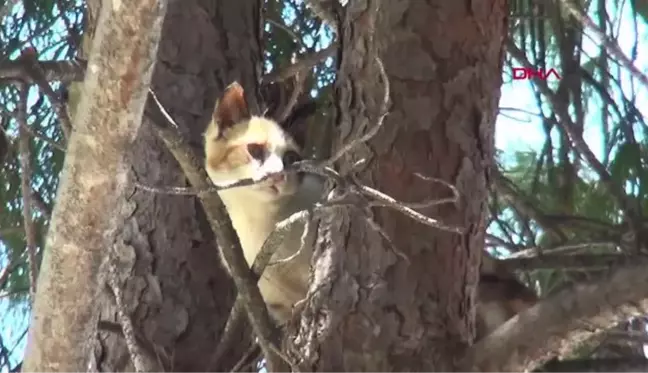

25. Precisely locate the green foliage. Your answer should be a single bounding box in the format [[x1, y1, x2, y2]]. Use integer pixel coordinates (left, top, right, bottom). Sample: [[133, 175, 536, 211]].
[[610, 142, 648, 203]]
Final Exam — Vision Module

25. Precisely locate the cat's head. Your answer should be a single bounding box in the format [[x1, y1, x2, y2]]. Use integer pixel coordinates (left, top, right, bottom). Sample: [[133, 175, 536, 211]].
[[204, 82, 303, 200]]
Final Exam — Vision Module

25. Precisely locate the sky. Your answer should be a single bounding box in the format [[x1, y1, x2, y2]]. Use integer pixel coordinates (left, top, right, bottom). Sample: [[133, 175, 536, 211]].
[[1, 1, 648, 370]]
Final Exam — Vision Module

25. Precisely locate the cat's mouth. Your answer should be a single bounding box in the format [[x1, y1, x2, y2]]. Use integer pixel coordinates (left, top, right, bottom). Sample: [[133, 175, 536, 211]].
[[266, 172, 286, 184], [262, 173, 287, 194]]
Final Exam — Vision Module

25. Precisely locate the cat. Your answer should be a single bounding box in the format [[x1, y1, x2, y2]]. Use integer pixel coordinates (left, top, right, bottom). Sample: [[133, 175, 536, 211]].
[[204, 82, 538, 337]]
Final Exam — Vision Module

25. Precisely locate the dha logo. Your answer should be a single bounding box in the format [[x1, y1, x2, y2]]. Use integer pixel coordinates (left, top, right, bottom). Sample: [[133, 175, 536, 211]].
[[512, 67, 561, 80]]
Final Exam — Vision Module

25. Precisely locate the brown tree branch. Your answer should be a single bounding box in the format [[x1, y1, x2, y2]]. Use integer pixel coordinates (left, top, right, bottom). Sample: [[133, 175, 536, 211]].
[[0, 59, 86, 84], [22, 1, 169, 370], [461, 263, 648, 372], [96, 320, 169, 370], [275, 72, 306, 124], [105, 257, 158, 372], [505, 241, 618, 258], [16, 81, 38, 299]]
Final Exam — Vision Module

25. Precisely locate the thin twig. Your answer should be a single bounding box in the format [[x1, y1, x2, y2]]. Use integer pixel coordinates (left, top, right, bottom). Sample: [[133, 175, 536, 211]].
[[368, 172, 460, 209], [268, 211, 316, 266], [16, 82, 38, 299], [506, 242, 618, 259], [276, 73, 306, 124], [0, 107, 65, 152], [135, 160, 345, 196], [357, 184, 464, 234], [230, 343, 260, 372], [106, 262, 150, 372]]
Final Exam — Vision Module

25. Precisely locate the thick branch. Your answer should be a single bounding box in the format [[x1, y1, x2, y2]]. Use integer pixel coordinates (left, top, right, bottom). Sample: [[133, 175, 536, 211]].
[[22, 1, 168, 371], [0, 60, 86, 83], [461, 263, 648, 372]]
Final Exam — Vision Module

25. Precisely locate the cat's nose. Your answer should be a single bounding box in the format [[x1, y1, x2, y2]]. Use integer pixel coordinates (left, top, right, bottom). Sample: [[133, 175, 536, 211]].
[[263, 153, 285, 174]]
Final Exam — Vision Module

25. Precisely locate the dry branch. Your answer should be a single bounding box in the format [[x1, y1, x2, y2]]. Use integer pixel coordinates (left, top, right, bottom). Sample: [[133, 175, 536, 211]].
[[22, 1, 168, 371], [105, 258, 157, 372]]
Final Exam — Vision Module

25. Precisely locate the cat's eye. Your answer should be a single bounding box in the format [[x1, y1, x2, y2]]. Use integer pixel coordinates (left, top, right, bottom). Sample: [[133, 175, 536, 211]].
[[282, 150, 301, 166], [247, 143, 266, 161]]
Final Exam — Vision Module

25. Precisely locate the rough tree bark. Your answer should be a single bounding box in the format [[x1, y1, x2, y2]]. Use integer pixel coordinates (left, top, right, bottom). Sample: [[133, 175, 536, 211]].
[[24, 0, 266, 371], [91, 0, 266, 371], [288, 0, 507, 371], [23, 1, 168, 371]]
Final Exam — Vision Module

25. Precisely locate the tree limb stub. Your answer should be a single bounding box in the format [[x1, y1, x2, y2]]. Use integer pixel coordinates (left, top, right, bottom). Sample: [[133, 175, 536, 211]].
[[22, 0, 168, 371]]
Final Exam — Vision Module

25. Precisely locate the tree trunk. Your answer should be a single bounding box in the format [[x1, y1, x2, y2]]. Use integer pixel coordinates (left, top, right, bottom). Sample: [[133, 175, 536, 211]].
[[86, 1, 264, 371], [23, 1, 168, 371], [288, 0, 508, 370]]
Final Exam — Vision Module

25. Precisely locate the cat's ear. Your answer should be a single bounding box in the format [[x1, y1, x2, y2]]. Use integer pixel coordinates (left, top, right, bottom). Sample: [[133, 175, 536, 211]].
[[213, 82, 251, 130]]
